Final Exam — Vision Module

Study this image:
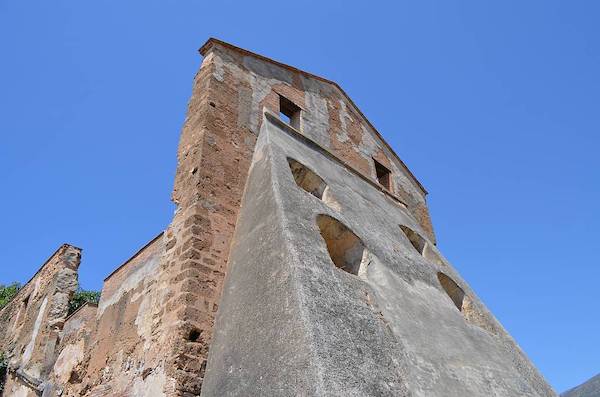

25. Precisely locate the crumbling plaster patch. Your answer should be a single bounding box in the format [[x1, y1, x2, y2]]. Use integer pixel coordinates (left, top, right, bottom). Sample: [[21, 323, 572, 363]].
[[243, 55, 292, 84], [214, 48, 332, 150], [8, 383, 31, 397], [206, 52, 223, 82], [358, 125, 380, 160], [53, 339, 85, 383], [209, 44, 430, 233], [22, 296, 48, 368], [212, 49, 294, 135], [336, 100, 352, 143], [300, 75, 331, 148], [134, 286, 163, 352], [97, 254, 160, 315], [132, 366, 167, 397], [30, 277, 41, 302]]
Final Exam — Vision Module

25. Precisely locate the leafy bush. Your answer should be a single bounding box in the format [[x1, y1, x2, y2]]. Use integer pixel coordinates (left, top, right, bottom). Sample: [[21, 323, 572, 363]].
[[0, 283, 21, 310], [68, 289, 101, 315]]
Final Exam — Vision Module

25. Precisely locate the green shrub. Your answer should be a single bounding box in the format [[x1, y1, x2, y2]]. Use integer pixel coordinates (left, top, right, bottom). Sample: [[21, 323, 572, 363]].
[[68, 289, 101, 315], [0, 283, 21, 310]]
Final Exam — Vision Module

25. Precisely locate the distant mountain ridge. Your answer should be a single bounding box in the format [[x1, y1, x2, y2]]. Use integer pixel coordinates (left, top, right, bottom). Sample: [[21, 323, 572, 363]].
[[562, 373, 600, 397]]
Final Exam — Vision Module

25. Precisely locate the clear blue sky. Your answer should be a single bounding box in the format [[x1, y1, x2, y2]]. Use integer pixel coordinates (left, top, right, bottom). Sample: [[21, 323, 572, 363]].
[[1, 1, 598, 393]]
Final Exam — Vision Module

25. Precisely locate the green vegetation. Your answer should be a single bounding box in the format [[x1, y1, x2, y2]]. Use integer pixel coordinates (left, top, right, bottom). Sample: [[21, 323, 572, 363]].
[[68, 288, 101, 315], [0, 283, 21, 310], [1, 282, 100, 315]]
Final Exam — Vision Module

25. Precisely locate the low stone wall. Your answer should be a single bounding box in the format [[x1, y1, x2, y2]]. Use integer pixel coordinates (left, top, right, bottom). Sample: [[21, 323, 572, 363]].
[[0, 234, 169, 397], [71, 233, 167, 396]]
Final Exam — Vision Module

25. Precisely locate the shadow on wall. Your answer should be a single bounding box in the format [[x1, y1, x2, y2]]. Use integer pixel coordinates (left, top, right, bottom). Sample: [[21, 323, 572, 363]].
[[287, 157, 342, 213], [316, 214, 370, 279], [0, 352, 7, 394]]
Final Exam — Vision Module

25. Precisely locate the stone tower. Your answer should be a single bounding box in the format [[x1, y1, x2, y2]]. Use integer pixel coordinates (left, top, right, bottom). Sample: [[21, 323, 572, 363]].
[[192, 39, 557, 397], [0, 39, 557, 397]]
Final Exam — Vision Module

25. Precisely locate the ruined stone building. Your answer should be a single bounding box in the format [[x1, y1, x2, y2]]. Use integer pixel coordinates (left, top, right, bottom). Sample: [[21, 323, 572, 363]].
[[0, 39, 558, 396]]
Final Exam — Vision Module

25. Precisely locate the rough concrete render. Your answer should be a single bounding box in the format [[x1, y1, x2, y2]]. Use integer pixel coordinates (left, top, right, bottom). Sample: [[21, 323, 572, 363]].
[[0, 38, 557, 396], [562, 373, 600, 397]]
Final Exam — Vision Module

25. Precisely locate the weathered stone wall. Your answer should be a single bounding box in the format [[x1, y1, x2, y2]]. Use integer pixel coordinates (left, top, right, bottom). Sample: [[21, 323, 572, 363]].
[[0, 244, 80, 396], [139, 38, 438, 396], [45, 302, 97, 395], [201, 40, 434, 241], [202, 113, 557, 396], [70, 233, 165, 397], [3, 233, 169, 397]]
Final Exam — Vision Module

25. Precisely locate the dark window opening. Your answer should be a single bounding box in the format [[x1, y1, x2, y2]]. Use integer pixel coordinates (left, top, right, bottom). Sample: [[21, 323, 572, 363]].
[[437, 273, 497, 334], [279, 95, 301, 130], [288, 158, 327, 199], [316, 214, 368, 276], [373, 159, 391, 190], [399, 225, 427, 255], [437, 272, 465, 312]]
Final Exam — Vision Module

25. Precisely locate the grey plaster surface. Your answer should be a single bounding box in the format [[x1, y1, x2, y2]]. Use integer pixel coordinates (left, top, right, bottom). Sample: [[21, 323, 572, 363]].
[[201, 113, 557, 397], [562, 373, 600, 397]]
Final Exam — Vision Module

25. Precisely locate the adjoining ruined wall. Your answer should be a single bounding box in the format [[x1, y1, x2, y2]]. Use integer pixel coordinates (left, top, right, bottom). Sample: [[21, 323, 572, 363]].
[[46, 302, 97, 395], [0, 234, 168, 397], [70, 233, 166, 397], [0, 244, 80, 397]]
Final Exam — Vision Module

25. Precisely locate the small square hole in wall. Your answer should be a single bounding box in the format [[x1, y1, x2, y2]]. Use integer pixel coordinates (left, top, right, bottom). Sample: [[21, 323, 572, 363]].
[[279, 95, 301, 130], [373, 158, 392, 190]]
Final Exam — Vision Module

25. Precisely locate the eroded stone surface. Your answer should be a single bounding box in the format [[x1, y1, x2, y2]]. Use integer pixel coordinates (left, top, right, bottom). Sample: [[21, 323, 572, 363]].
[[201, 115, 557, 397], [0, 244, 80, 396]]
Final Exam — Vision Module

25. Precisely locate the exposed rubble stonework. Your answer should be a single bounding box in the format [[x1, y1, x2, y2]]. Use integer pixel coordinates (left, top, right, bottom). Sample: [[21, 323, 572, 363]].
[[0, 38, 557, 396], [0, 244, 81, 396]]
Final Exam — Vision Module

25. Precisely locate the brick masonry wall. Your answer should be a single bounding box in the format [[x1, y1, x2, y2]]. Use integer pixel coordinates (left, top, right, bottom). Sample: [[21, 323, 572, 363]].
[[148, 44, 260, 396]]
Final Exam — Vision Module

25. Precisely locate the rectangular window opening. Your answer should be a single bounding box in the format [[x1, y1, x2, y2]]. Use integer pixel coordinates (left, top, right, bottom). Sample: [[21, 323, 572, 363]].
[[279, 95, 301, 130], [373, 158, 392, 190]]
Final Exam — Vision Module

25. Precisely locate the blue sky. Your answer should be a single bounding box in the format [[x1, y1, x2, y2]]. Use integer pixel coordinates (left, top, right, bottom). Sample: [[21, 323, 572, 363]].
[[0, 0, 598, 392]]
